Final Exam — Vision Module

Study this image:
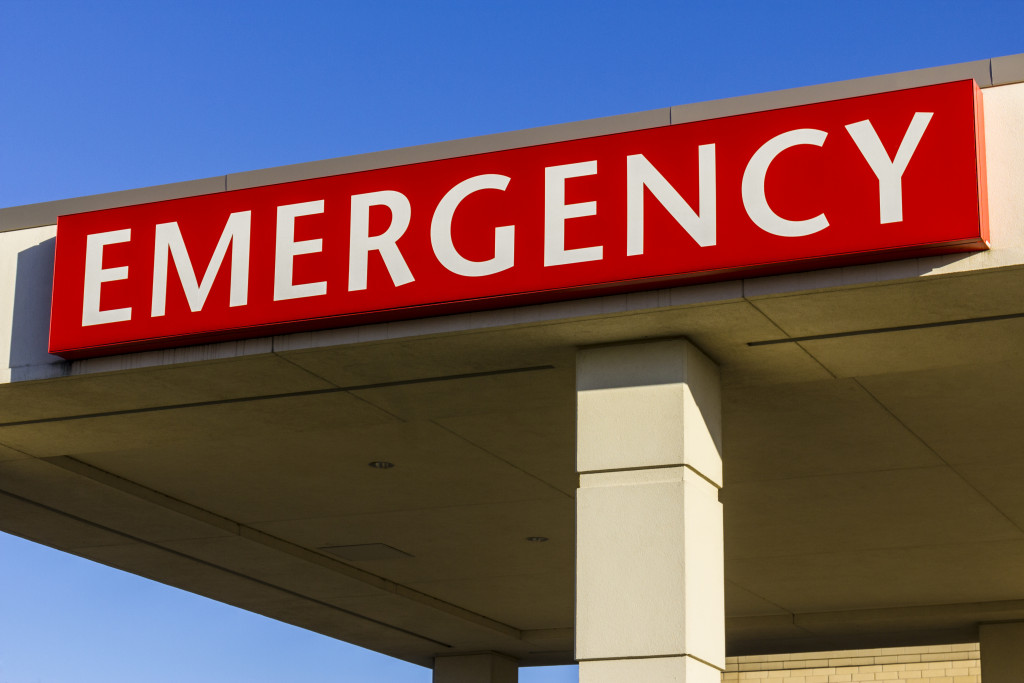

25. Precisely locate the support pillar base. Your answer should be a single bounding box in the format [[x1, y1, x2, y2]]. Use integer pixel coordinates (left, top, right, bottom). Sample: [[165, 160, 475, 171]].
[[579, 656, 722, 683]]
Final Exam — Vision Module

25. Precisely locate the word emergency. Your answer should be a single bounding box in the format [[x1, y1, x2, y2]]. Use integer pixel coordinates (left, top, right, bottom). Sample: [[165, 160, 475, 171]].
[[50, 80, 986, 357]]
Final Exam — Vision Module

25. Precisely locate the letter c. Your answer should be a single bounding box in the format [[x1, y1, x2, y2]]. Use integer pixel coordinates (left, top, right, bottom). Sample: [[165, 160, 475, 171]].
[[742, 128, 829, 237]]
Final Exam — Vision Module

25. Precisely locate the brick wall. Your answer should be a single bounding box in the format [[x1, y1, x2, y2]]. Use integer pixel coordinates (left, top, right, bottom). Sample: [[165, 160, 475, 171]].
[[723, 643, 981, 682]]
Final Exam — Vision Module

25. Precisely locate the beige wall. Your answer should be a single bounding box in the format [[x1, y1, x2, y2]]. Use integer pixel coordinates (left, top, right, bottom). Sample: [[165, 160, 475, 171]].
[[723, 644, 980, 682]]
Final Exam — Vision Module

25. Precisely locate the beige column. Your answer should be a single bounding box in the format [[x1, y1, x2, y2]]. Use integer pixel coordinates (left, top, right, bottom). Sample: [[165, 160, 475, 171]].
[[576, 339, 724, 683], [432, 653, 517, 683], [981, 622, 1024, 682]]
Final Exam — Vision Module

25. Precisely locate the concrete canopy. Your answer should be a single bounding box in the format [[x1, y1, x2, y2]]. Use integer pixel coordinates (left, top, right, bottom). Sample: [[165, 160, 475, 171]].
[[2, 54, 1024, 669]]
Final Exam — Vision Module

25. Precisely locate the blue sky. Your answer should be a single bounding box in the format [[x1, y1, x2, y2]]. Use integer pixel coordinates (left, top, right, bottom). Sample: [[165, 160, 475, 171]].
[[0, 1, 1022, 681]]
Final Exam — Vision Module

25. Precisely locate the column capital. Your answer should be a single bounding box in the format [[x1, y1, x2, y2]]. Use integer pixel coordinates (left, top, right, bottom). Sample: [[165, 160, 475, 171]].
[[576, 338, 722, 487]]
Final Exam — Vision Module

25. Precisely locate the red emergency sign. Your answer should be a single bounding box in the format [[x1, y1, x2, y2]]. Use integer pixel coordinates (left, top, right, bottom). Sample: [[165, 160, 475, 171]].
[[49, 80, 988, 358]]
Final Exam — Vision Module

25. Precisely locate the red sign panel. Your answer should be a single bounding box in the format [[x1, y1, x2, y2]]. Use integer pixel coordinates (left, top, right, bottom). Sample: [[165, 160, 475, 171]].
[[50, 80, 988, 358]]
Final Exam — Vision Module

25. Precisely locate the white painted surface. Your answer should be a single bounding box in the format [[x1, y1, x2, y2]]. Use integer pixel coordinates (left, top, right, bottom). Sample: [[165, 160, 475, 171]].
[[576, 340, 722, 486], [923, 80, 1024, 275], [0, 224, 63, 382], [576, 467, 723, 663], [579, 655, 721, 683], [576, 340, 724, 680]]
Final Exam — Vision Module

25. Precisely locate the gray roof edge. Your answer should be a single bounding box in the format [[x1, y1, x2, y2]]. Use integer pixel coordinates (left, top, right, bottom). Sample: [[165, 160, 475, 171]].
[[3, 52, 1022, 233], [0, 176, 226, 232], [992, 53, 1024, 86], [670, 58, 995, 125], [224, 106, 671, 191]]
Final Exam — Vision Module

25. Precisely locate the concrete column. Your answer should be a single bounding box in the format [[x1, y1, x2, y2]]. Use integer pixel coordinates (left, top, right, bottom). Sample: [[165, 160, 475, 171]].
[[576, 339, 724, 683], [432, 653, 517, 683], [981, 622, 1024, 682]]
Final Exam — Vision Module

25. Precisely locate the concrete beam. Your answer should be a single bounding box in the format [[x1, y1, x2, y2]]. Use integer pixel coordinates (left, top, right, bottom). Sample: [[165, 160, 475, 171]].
[[980, 621, 1024, 682], [433, 653, 518, 683]]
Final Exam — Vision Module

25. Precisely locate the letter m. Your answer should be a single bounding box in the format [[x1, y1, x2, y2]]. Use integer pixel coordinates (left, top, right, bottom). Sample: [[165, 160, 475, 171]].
[[151, 211, 251, 317]]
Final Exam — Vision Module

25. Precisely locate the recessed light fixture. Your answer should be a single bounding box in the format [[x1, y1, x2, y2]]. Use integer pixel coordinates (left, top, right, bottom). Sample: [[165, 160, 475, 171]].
[[526, 536, 549, 543], [368, 461, 395, 469]]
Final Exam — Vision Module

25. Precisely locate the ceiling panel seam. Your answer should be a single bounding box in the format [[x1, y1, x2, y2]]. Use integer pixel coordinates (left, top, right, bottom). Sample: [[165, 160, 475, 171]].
[[850, 378, 1024, 538], [247, 495, 570, 524], [270, 350, 347, 389], [726, 578, 795, 618], [726, 460, 973, 486], [267, 350, 409, 422], [727, 534, 1024, 563], [747, 311, 1024, 346], [429, 420, 575, 500], [39, 455, 525, 641], [0, 485, 454, 648], [792, 597, 1024, 624], [741, 298, 837, 379], [0, 441, 34, 460], [0, 365, 558, 428]]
